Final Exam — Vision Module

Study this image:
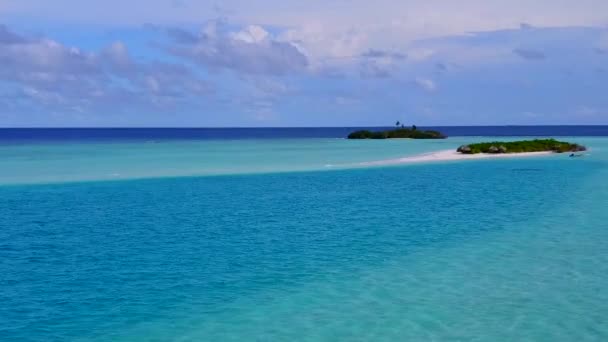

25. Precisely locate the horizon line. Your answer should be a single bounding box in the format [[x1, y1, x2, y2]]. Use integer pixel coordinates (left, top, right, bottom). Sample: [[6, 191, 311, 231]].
[[2, 124, 608, 129]]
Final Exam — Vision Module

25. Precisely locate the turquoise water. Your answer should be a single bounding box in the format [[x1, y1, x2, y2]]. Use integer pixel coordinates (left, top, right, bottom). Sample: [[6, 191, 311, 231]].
[[0, 136, 579, 186], [0, 138, 454, 185], [2, 137, 608, 341]]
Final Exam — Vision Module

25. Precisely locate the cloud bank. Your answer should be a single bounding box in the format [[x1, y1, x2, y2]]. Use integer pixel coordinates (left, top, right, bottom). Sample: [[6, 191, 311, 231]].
[[165, 22, 308, 75], [0, 2, 607, 126], [0, 24, 210, 123]]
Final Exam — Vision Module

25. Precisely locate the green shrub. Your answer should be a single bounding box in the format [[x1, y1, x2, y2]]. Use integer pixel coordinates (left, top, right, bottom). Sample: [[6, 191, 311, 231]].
[[347, 128, 446, 139], [457, 139, 586, 154]]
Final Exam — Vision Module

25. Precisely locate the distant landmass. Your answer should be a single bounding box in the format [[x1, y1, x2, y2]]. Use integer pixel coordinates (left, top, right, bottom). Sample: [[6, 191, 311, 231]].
[[457, 139, 587, 154], [347, 127, 447, 139]]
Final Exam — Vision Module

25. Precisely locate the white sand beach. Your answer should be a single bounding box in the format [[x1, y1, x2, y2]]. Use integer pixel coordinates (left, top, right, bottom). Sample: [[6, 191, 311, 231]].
[[359, 150, 554, 166]]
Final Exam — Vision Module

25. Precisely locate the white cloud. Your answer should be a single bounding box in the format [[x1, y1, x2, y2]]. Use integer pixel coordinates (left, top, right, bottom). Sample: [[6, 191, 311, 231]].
[[102, 42, 132, 69], [414, 77, 436, 92], [14, 1, 604, 30], [166, 22, 309, 75], [4, 1, 608, 74], [5, 1, 608, 44], [407, 48, 435, 62], [2, 7, 608, 126], [231, 25, 269, 43], [356, 49, 407, 78], [145, 76, 161, 93], [0, 24, 211, 115]]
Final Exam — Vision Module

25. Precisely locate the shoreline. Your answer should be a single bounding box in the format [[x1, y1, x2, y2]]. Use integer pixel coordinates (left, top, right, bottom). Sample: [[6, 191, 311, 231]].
[[358, 150, 555, 166]]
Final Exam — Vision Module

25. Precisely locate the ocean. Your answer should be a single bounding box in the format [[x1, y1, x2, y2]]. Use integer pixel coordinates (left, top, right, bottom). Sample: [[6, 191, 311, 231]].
[[1, 127, 608, 341]]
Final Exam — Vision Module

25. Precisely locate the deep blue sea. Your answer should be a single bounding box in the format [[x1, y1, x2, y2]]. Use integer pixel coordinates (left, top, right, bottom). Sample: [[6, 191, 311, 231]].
[[2, 126, 608, 143], [1, 127, 608, 341]]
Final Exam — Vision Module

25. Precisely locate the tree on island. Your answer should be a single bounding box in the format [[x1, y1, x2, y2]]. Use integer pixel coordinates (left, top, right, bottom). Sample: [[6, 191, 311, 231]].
[[412, 125, 417, 131], [395, 120, 401, 127]]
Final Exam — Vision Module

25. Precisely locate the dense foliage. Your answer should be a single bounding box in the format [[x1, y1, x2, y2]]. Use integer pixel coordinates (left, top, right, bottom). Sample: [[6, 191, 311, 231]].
[[457, 139, 587, 154], [347, 128, 446, 139]]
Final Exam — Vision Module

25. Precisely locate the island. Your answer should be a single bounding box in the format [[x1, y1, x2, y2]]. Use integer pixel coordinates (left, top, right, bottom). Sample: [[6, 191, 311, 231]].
[[456, 139, 587, 154], [348, 126, 446, 139]]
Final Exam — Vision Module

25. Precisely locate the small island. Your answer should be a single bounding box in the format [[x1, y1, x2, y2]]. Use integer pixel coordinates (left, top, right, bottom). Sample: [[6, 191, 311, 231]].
[[348, 125, 446, 139], [456, 139, 587, 154]]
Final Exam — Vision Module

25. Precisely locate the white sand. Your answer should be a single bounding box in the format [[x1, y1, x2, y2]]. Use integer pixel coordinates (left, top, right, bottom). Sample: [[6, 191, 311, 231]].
[[359, 150, 554, 167]]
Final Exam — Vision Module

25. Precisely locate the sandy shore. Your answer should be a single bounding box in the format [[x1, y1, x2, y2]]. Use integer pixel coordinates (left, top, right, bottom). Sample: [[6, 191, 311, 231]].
[[359, 149, 554, 166]]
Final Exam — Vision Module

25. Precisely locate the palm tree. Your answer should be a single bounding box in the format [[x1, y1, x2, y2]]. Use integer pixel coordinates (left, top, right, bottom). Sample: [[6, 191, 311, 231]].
[[395, 120, 400, 127]]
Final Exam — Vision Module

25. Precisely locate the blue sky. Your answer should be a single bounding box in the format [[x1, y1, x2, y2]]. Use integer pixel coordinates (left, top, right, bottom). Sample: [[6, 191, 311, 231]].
[[1, 1, 607, 127]]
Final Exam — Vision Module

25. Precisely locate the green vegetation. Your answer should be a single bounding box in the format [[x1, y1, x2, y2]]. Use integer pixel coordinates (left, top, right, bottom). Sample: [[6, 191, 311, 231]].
[[348, 127, 446, 139], [457, 139, 587, 154]]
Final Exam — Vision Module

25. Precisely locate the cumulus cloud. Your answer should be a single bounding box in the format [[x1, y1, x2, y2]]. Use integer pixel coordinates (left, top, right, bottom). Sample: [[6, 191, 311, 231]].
[[0, 24, 210, 116], [2, 15, 607, 126], [165, 22, 308, 75], [414, 77, 437, 92], [407, 48, 436, 62], [359, 61, 391, 78], [513, 48, 546, 60], [6, 1, 608, 45], [357, 48, 407, 78]]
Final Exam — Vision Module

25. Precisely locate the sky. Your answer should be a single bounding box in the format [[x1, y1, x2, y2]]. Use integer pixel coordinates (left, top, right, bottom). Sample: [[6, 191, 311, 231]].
[[1, 1, 608, 127]]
